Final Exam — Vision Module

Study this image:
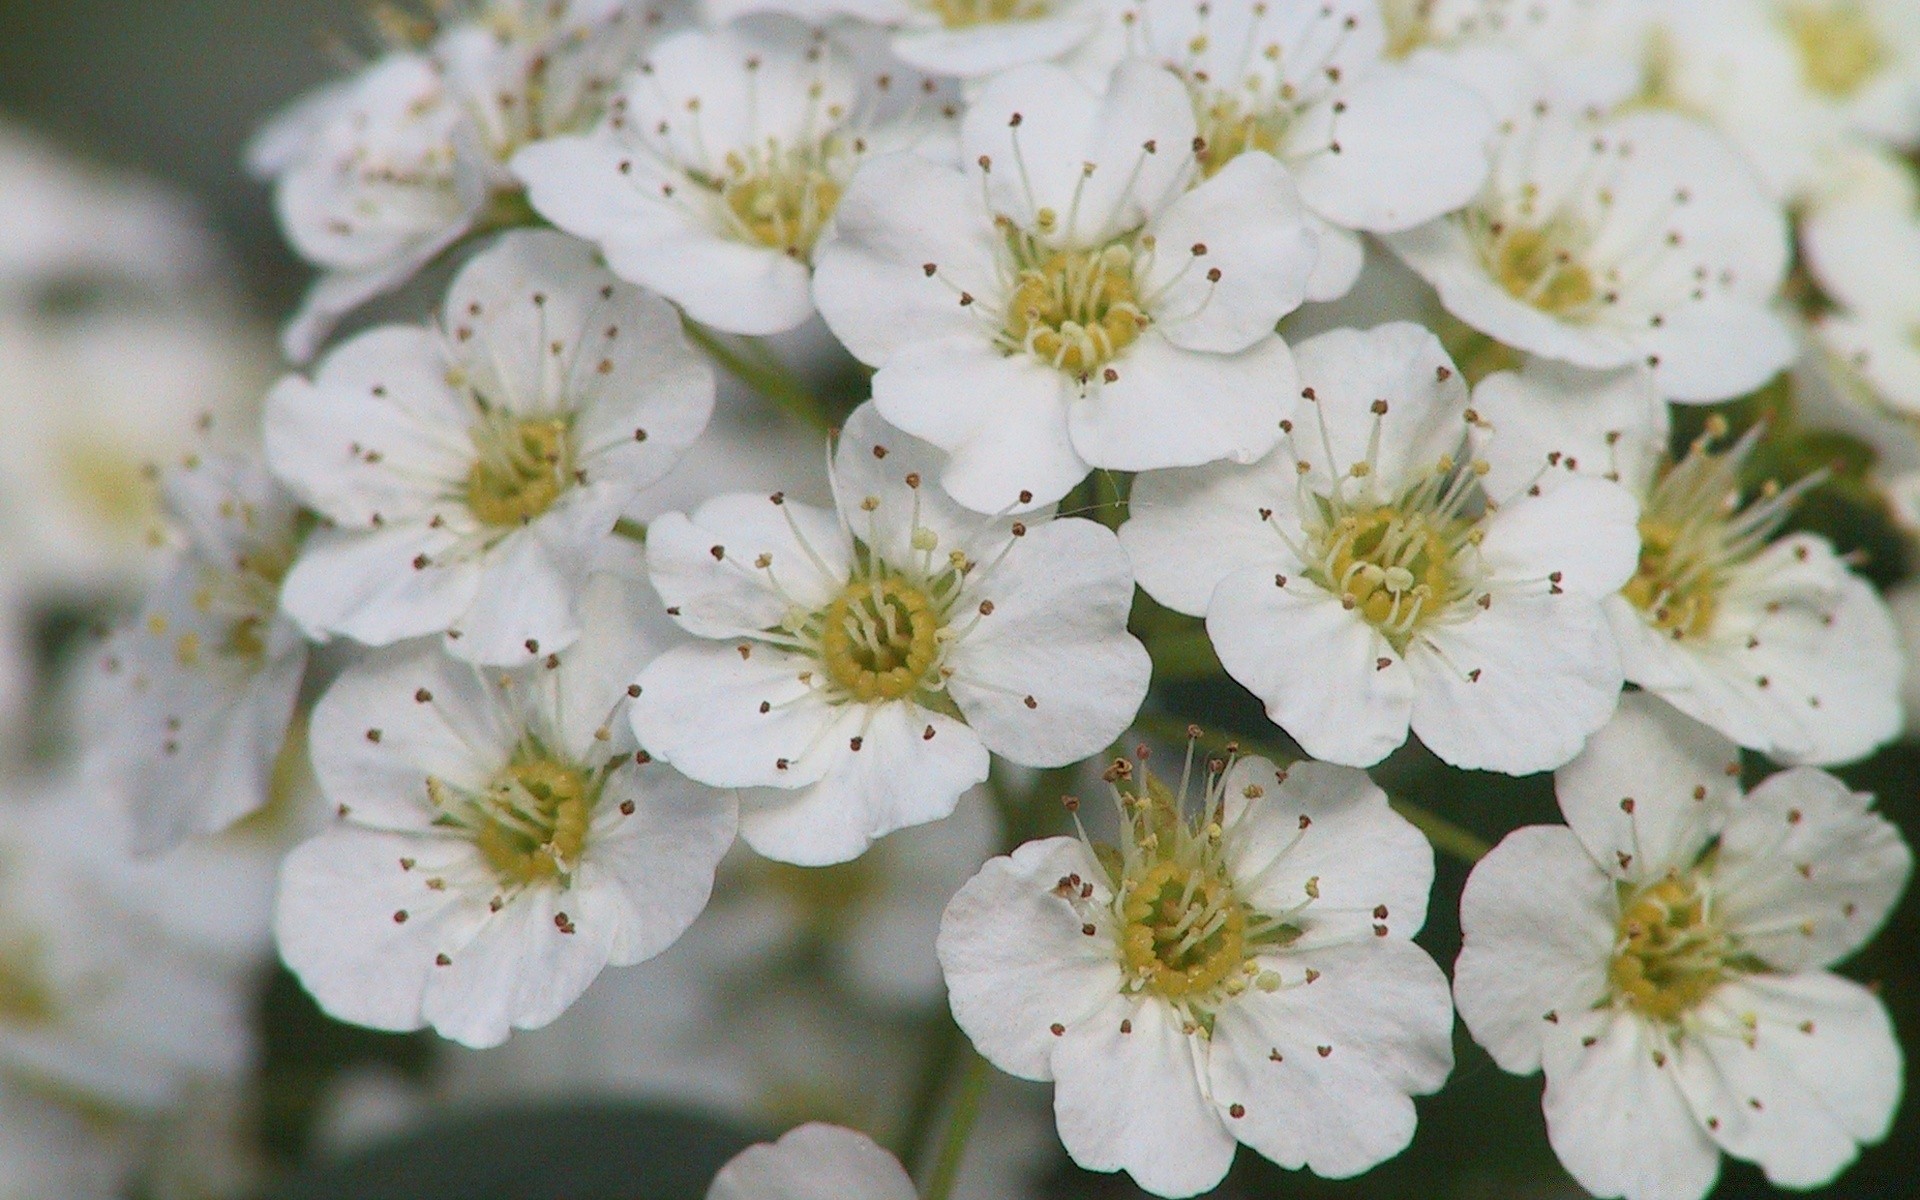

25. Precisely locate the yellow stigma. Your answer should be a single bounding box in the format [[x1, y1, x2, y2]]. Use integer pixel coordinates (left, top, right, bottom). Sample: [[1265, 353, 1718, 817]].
[[924, 0, 1049, 30], [0, 936, 56, 1026], [1609, 873, 1729, 1022], [1487, 222, 1598, 315], [719, 145, 844, 259], [818, 576, 944, 703], [1784, 2, 1887, 98], [466, 413, 573, 527], [436, 755, 595, 888], [1003, 243, 1145, 375], [1195, 96, 1287, 178], [1121, 859, 1248, 999], [1623, 517, 1720, 640], [1322, 506, 1463, 641]]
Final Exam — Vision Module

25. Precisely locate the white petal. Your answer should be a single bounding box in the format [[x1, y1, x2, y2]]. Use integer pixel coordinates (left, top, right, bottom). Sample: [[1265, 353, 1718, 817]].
[[1715, 767, 1912, 971], [1301, 216, 1365, 301], [1288, 323, 1469, 492], [936, 837, 1126, 1080], [630, 643, 840, 789], [646, 496, 852, 639], [1552, 692, 1741, 885], [1208, 570, 1414, 767], [829, 402, 1024, 568], [1051, 995, 1236, 1198], [1143, 152, 1316, 351], [279, 522, 476, 647], [707, 1124, 916, 1200], [1476, 474, 1642, 596], [1708, 972, 1901, 1146], [1454, 826, 1616, 1075], [579, 765, 737, 967], [1291, 65, 1492, 233], [1640, 299, 1797, 404], [891, 12, 1104, 79], [1069, 332, 1294, 472], [1211, 938, 1453, 1177], [947, 518, 1149, 765], [443, 493, 624, 666], [1470, 359, 1668, 501], [1120, 457, 1295, 616]]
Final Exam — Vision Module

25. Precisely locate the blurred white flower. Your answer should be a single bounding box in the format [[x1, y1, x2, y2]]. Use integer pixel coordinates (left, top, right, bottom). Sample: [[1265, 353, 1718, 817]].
[[1455, 693, 1911, 1200], [514, 21, 958, 336], [708, 1122, 915, 1200], [631, 402, 1149, 864], [939, 752, 1452, 1197], [1379, 0, 1657, 114], [257, 0, 656, 359], [1803, 187, 1920, 416], [710, 0, 1111, 79], [1122, 323, 1639, 773], [1473, 358, 1904, 765], [1387, 99, 1793, 403], [813, 60, 1317, 511], [268, 230, 713, 666], [277, 550, 737, 1048], [0, 1082, 125, 1200], [1115, 0, 1493, 301]]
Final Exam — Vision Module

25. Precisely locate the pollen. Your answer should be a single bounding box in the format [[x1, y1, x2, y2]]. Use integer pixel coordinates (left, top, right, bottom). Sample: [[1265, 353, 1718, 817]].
[[1121, 860, 1248, 999], [816, 575, 944, 702], [1483, 221, 1599, 315], [1609, 872, 1732, 1022], [1003, 242, 1146, 374], [717, 143, 845, 258], [432, 751, 596, 889], [1194, 95, 1288, 177], [466, 412, 574, 526], [1783, 2, 1887, 98]]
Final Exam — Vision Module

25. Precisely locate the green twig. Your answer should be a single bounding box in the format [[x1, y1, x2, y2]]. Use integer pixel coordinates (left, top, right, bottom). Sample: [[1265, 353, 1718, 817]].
[[920, 1049, 992, 1200], [611, 518, 646, 544], [682, 319, 832, 433], [895, 1017, 964, 1179]]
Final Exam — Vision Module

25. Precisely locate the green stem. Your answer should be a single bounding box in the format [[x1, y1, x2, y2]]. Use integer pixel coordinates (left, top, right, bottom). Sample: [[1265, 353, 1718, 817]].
[[611, 518, 646, 544], [920, 1049, 992, 1200], [895, 1017, 964, 1179], [682, 319, 832, 433], [1141, 628, 1221, 681]]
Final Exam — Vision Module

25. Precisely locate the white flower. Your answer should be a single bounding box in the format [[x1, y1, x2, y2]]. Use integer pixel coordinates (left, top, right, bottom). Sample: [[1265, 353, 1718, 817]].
[[629, 401, 1150, 865], [1385, 99, 1793, 403], [1645, 0, 1920, 202], [1121, 322, 1638, 773], [1472, 357, 1904, 765], [275, 550, 738, 1048], [1378, 0, 1657, 114], [513, 21, 956, 337], [1803, 191, 1920, 416], [259, 0, 651, 359], [81, 452, 306, 855], [938, 750, 1453, 1197], [708, 1122, 915, 1200], [709, 0, 1111, 79], [813, 60, 1317, 511], [1114, 0, 1493, 301], [1454, 693, 1911, 1200], [267, 229, 713, 667], [0, 1082, 126, 1200]]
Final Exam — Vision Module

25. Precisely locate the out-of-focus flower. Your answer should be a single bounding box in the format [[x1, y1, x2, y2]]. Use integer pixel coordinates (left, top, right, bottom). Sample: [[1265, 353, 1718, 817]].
[[707, 1122, 916, 1200]]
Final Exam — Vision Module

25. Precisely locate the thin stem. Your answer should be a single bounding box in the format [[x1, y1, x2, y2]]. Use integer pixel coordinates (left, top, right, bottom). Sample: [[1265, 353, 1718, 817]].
[[682, 319, 832, 433], [895, 1016, 964, 1179], [611, 518, 646, 544], [921, 1048, 992, 1200]]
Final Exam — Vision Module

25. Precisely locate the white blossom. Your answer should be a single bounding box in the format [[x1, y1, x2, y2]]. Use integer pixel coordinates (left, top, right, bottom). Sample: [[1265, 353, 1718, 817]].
[[1472, 357, 1904, 765], [1377, 0, 1657, 114], [276, 549, 738, 1048], [1122, 322, 1639, 773], [708, 0, 1111, 80], [938, 750, 1452, 1197], [267, 229, 713, 667], [513, 21, 958, 337], [1455, 693, 1911, 1200], [629, 402, 1150, 864], [708, 1122, 915, 1200], [813, 59, 1317, 511], [1386, 98, 1793, 403], [1803, 185, 1920, 416]]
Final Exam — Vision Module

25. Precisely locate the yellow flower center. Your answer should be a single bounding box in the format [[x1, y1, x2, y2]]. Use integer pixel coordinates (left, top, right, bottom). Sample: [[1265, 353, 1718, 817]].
[[1487, 222, 1598, 315], [1195, 96, 1287, 178], [0, 937, 56, 1026], [1121, 859, 1248, 999], [1003, 242, 1146, 375], [818, 576, 944, 703], [1784, 2, 1888, 98], [434, 755, 595, 888], [924, 0, 1049, 30], [1609, 874, 1729, 1022], [466, 414, 573, 527], [1319, 505, 1466, 644], [720, 146, 844, 259], [1380, 0, 1439, 58], [1622, 517, 1721, 640]]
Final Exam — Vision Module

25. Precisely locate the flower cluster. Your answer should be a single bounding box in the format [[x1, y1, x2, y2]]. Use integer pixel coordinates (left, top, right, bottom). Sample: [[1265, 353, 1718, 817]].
[[32, 0, 1920, 1197]]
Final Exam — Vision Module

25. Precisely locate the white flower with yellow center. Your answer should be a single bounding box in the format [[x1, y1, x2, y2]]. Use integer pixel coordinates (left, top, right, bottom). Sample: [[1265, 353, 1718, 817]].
[[512, 22, 956, 337], [275, 552, 738, 1049], [1377, 0, 1657, 114], [628, 402, 1150, 865], [267, 230, 713, 667], [1385, 99, 1793, 403], [1455, 694, 1911, 1200], [707, 1122, 915, 1200], [707, 0, 1110, 80], [1121, 322, 1639, 773], [1112, 0, 1493, 301], [1472, 357, 1904, 765], [258, 0, 652, 360], [1643, 0, 1920, 202], [813, 59, 1318, 512], [938, 748, 1452, 1197], [81, 452, 306, 856]]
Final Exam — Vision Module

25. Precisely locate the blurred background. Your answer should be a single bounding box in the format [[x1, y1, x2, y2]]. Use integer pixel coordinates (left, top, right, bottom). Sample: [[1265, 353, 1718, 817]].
[[0, 2, 1914, 1198]]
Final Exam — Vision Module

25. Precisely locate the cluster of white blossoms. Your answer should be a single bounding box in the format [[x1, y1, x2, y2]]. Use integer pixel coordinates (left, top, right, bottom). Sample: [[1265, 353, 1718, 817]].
[[47, 0, 1920, 1197]]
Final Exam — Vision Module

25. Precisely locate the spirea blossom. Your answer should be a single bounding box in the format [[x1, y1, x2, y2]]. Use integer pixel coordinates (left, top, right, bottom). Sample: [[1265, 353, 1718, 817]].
[[813, 59, 1317, 511], [707, 1122, 915, 1200], [938, 749, 1453, 1197], [1455, 694, 1912, 1200], [629, 402, 1150, 864], [267, 230, 713, 666]]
